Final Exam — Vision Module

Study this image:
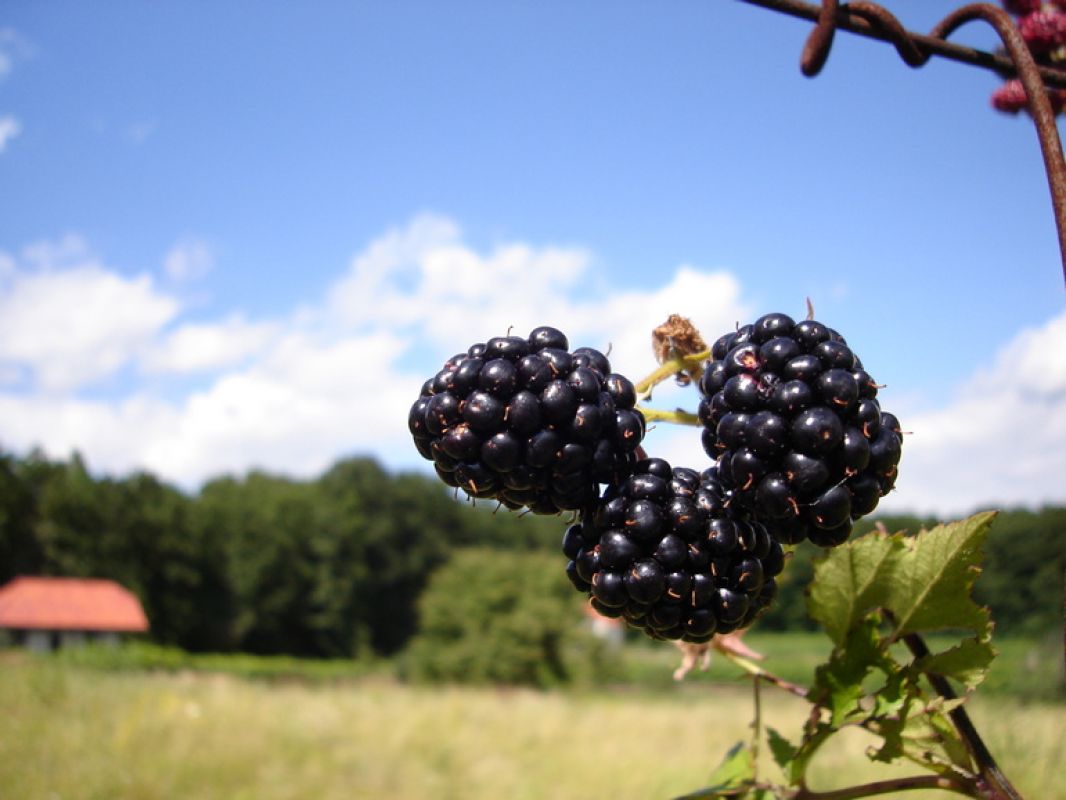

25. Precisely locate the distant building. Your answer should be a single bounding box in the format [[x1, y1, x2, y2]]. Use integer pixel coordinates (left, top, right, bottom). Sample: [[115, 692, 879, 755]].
[[0, 576, 149, 652], [582, 601, 625, 645]]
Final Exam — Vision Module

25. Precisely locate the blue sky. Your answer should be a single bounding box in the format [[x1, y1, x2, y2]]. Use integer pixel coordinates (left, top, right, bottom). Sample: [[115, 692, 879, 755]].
[[1, 1, 1064, 515]]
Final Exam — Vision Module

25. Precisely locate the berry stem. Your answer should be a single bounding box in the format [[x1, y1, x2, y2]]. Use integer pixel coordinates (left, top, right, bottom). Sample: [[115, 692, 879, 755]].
[[633, 350, 710, 398], [750, 674, 763, 777]]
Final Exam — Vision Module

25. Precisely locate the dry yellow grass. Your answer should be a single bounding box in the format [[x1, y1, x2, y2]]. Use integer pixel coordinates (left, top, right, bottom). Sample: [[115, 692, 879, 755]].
[[1, 660, 1063, 799]]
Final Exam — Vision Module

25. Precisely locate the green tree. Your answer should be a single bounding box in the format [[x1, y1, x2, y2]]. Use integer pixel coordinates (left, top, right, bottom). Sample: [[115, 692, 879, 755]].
[[106, 471, 223, 649], [31, 452, 110, 578], [194, 471, 357, 656], [0, 448, 45, 582], [973, 506, 1066, 635], [316, 459, 457, 655], [402, 548, 612, 687]]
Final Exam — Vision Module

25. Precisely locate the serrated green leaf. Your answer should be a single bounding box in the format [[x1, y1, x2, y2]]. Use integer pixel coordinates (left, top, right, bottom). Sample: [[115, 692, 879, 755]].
[[869, 666, 912, 719], [813, 614, 891, 726], [672, 742, 754, 799], [808, 532, 901, 645], [868, 685, 920, 763], [923, 706, 974, 770], [885, 512, 996, 638], [918, 635, 996, 693], [766, 727, 797, 772], [871, 717, 906, 763], [808, 513, 996, 646], [894, 703, 973, 773]]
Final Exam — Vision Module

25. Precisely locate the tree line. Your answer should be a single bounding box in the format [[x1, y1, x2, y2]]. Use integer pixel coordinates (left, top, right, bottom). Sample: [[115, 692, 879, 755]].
[[0, 447, 1062, 659]]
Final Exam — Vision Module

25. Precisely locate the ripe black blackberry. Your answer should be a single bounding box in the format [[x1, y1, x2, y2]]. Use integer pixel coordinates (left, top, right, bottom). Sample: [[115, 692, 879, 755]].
[[698, 313, 903, 547], [409, 326, 645, 513], [564, 458, 784, 643]]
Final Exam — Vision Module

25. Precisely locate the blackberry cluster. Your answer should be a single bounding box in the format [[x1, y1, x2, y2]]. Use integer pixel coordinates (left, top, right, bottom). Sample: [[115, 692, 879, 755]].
[[697, 313, 902, 548], [408, 327, 645, 514], [563, 458, 784, 642]]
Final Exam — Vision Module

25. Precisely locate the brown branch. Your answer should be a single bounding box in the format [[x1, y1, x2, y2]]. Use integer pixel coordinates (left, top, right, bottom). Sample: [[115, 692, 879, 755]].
[[736, 0, 1066, 87], [791, 773, 976, 800]]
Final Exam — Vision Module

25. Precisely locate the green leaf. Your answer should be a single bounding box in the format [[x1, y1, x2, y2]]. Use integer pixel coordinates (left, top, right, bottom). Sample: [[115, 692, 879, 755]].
[[918, 635, 996, 693], [894, 702, 973, 773], [813, 614, 891, 726], [869, 667, 909, 719], [672, 742, 754, 799], [868, 681, 919, 763], [808, 532, 901, 645], [884, 512, 996, 638], [923, 707, 974, 771], [808, 512, 996, 645], [766, 727, 797, 771]]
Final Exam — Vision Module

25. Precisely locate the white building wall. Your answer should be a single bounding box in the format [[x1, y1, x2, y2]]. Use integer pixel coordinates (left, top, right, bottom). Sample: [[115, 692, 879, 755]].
[[60, 631, 87, 648], [24, 630, 52, 652]]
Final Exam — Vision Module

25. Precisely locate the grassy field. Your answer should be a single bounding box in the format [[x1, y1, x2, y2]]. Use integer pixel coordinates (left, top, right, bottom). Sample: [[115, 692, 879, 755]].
[[611, 630, 1065, 697], [43, 629, 1066, 698], [2, 645, 1064, 800]]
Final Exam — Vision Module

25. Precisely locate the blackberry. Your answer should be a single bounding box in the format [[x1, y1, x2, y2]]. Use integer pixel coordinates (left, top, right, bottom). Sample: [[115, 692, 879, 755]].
[[698, 313, 903, 547], [409, 327, 645, 513], [565, 458, 784, 643]]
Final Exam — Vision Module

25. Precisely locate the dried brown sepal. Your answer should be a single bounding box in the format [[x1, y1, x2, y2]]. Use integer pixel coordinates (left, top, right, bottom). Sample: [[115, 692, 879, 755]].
[[651, 314, 708, 387], [671, 629, 766, 681]]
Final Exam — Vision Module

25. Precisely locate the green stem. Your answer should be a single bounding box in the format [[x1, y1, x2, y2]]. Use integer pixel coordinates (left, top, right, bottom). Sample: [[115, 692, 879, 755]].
[[633, 350, 711, 397], [722, 650, 811, 698], [751, 674, 763, 776]]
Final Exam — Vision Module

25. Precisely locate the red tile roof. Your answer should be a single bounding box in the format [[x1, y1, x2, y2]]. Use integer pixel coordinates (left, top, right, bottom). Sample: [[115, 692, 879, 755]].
[[0, 576, 149, 632]]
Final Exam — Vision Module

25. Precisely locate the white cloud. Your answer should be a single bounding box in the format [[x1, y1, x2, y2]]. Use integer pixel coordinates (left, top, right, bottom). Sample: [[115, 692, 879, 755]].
[[139, 331, 421, 482], [0, 254, 178, 391], [879, 310, 1066, 516], [325, 213, 747, 381], [0, 331, 422, 487], [0, 392, 181, 477], [143, 315, 277, 374], [0, 28, 31, 81], [0, 116, 21, 154], [19, 233, 92, 269], [163, 239, 213, 282]]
